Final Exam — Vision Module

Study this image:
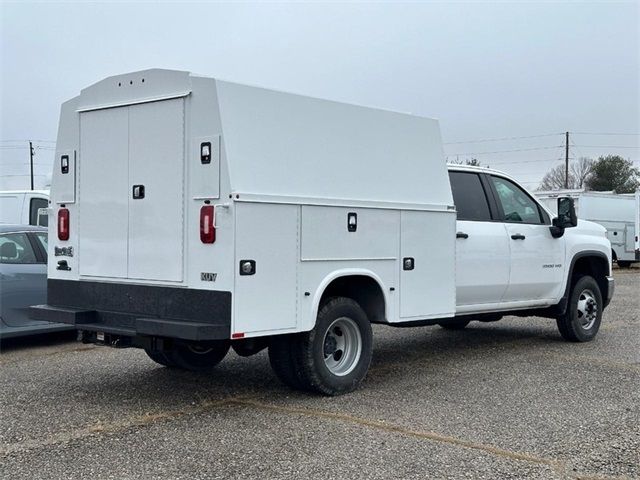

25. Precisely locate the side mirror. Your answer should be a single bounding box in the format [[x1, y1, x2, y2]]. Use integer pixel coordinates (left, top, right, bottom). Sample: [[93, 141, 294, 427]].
[[554, 197, 578, 229]]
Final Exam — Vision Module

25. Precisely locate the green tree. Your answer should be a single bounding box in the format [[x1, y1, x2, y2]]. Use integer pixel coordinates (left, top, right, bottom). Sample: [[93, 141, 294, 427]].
[[585, 155, 639, 193]]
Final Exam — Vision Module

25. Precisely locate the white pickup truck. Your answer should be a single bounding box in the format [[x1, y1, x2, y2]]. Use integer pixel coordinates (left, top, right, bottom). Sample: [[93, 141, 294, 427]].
[[32, 69, 614, 395]]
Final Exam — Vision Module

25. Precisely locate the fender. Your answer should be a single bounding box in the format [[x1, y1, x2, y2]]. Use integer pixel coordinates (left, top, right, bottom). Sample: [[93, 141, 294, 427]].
[[556, 250, 610, 315], [309, 268, 389, 330]]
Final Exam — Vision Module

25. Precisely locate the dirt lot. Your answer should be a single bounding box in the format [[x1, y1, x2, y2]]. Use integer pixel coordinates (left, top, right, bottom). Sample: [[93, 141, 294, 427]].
[[1, 268, 638, 479]]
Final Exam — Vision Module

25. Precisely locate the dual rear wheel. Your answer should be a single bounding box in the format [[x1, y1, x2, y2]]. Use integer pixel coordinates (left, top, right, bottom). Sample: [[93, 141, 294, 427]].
[[269, 297, 373, 396], [145, 340, 230, 372]]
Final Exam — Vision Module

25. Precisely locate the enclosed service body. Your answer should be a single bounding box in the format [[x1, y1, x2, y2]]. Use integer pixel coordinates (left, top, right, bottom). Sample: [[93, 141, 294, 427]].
[[33, 70, 614, 395], [35, 69, 456, 341], [536, 190, 639, 266]]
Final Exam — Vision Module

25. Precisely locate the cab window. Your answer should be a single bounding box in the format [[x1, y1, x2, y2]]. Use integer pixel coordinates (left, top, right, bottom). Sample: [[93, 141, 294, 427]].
[[490, 176, 544, 224], [449, 171, 492, 221]]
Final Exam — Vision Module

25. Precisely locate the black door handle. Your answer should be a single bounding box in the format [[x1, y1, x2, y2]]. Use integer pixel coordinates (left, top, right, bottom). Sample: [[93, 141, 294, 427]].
[[456, 232, 469, 239], [511, 234, 525, 240], [132, 185, 145, 199]]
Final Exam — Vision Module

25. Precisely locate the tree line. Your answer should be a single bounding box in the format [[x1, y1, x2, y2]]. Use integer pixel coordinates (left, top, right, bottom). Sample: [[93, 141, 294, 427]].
[[538, 155, 639, 193]]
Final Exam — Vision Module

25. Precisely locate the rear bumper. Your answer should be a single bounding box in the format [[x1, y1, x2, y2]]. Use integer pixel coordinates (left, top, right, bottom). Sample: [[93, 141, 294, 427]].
[[605, 275, 615, 308], [30, 280, 231, 341]]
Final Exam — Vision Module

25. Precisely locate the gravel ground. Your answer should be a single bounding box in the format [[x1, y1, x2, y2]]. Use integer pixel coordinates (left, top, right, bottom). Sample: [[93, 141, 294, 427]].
[[1, 268, 638, 479]]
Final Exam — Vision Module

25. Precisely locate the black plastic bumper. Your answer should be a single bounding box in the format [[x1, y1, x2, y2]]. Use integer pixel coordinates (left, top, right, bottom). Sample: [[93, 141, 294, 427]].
[[30, 280, 231, 341]]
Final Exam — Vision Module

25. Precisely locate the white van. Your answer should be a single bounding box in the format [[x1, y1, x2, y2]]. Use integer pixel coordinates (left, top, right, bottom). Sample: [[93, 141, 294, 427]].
[[32, 70, 614, 395], [536, 190, 639, 267], [0, 190, 49, 227]]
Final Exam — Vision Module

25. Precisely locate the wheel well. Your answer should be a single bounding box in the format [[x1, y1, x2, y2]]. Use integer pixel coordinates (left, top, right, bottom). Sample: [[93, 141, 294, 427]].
[[572, 255, 609, 301], [611, 249, 617, 262], [320, 275, 386, 323]]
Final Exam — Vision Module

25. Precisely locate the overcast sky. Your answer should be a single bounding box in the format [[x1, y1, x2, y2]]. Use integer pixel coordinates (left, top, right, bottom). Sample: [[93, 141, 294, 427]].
[[1, 1, 638, 190]]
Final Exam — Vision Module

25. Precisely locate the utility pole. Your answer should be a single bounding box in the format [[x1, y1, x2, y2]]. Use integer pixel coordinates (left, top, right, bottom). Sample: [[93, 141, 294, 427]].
[[564, 132, 569, 189], [29, 141, 35, 190]]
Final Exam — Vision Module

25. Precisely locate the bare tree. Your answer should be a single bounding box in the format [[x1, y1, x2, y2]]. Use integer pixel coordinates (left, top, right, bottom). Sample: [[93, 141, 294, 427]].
[[570, 157, 595, 189], [538, 157, 594, 191], [449, 157, 482, 166]]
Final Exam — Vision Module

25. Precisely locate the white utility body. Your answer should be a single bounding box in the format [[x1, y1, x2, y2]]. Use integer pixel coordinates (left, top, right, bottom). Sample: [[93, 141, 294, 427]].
[[33, 70, 615, 395], [536, 190, 640, 267]]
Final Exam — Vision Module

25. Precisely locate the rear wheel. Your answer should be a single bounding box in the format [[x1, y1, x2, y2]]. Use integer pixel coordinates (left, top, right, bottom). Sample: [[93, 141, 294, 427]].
[[268, 334, 306, 390], [144, 348, 177, 368], [616, 260, 631, 268], [438, 319, 471, 330], [164, 340, 231, 372], [556, 275, 603, 342], [269, 297, 373, 396]]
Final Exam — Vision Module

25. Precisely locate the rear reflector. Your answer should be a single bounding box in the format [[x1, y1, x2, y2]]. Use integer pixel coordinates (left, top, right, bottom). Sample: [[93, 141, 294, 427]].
[[200, 205, 215, 243], [58, 208, 69, 241], [232, 332, 245, 339]]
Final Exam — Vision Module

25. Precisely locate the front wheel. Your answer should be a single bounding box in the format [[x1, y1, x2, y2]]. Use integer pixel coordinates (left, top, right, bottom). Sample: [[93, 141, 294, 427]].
[[556, 275, 603, 342], [616, 260, 631, 268]]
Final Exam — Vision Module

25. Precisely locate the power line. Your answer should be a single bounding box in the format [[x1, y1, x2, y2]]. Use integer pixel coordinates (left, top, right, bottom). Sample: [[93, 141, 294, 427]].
[[571, 132, 640, 136], [572, 145, 638, 149], [443, 132, 563, 145], [0, 174, 48, 178], [0, 139, 55, 143], [446, 145, 564, 156]]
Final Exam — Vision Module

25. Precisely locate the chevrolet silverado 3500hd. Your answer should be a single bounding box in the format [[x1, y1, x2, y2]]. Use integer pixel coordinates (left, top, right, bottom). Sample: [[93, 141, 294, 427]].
[[32, 69, 614, 395]]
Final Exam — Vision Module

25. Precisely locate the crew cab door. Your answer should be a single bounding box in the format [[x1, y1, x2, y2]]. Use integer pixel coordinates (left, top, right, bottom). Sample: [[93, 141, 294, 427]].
[[488, 175, 565, 302], [449, 171, 510, 307]]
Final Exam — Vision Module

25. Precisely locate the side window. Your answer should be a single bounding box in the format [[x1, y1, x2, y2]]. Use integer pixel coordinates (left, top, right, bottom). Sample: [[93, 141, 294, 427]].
[[30, 198, 49, 226], [34, 232, 48, 261], [0, 233, 38, 264], [449, 171, 492, 221], [490, 176, 543, 224]]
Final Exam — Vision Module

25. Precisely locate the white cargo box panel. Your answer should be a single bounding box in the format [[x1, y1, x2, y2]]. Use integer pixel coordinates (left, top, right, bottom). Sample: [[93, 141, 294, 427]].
[[216, 80, 452, 207], [400, 210, 456, 319]]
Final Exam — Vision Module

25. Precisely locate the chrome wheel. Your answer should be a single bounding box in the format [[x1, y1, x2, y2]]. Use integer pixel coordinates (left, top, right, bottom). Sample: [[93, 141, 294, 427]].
[[576, 289, 598, 330], [323, 317, 362, 376]]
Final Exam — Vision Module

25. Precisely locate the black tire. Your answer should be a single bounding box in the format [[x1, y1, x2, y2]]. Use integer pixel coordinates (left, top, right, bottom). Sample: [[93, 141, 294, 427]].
[[616, 260, 631, 268], [438, 319, 471, 330], [268, 334, 307, 390], [556, 275, 603, 342], [144, 348, 177, 368], [165, 340, 231, 372], [295, 297, 373, 396]]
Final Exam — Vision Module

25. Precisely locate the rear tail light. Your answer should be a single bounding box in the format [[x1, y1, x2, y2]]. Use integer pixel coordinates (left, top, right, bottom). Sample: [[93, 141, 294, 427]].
[[200, 205, 215, 243], [58, 208, 70, 241]]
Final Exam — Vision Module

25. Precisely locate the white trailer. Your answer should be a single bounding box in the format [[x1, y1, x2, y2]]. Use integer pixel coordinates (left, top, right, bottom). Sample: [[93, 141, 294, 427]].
[[536, 190, 639, 267], [33, 70, 614, 395]]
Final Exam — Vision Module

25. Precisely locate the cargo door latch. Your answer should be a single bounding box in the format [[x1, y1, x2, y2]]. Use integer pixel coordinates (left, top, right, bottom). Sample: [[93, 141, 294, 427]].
[[132, 185, 145, 199]]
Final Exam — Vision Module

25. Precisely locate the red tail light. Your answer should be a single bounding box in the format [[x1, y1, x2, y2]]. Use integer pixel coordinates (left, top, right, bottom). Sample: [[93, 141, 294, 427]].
[[58, 208, 70, 241], [200, 205, 215, 243]]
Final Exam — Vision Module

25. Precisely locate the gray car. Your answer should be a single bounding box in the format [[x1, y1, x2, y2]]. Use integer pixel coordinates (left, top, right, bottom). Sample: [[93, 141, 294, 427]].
[[0, 224, 73, 339]]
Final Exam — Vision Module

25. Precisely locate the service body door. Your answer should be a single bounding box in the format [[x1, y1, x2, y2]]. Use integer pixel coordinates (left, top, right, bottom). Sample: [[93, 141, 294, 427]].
[[489, 175, 565, 302], [128, 99, 184, 282], [79, 98, 185, 282], [449, 171, 510, 306], [79, 107, 130, 279]]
